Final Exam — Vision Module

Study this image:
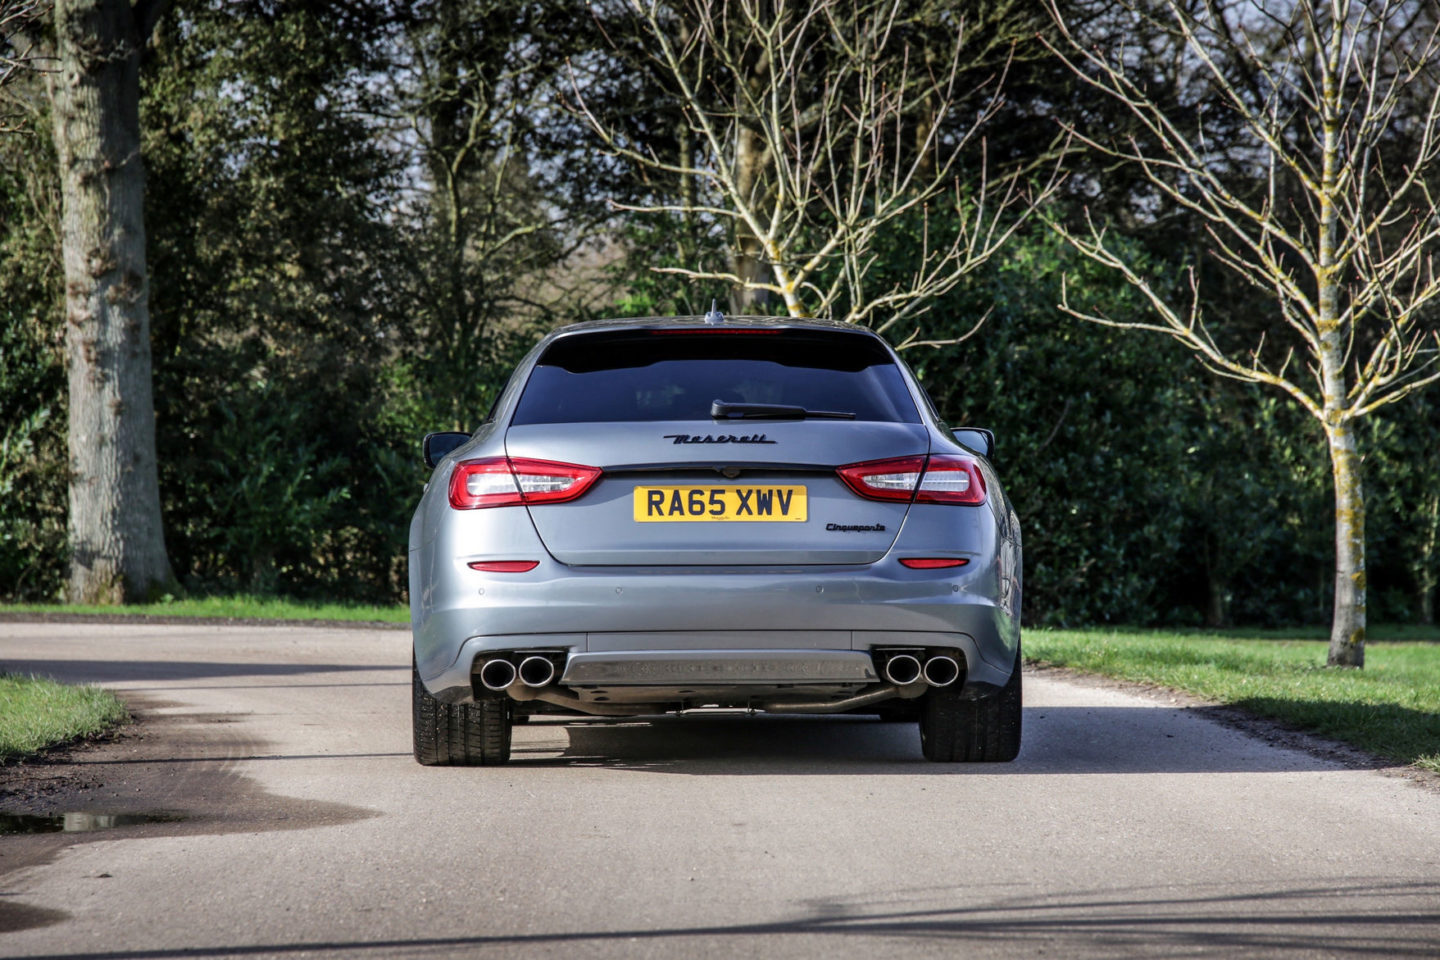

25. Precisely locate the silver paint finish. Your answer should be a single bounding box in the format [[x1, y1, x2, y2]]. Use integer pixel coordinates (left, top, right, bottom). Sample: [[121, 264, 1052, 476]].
[[507, 421, 927, 565], [409, 316, 1023, 713]]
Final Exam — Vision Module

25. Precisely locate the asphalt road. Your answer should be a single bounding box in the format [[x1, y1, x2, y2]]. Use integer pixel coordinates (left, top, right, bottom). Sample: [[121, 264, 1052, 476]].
[[2, 622, 1438, 959]]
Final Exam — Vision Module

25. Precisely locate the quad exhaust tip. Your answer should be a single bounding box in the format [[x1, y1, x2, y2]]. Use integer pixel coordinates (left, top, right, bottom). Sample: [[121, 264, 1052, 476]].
[[518, 655, 557, 688], [923, 655, 960, 687], [882, 653, 923, 686], [479, 655, 559, 690], [479, 658, 518, 691], [878, 651, 961, 688]]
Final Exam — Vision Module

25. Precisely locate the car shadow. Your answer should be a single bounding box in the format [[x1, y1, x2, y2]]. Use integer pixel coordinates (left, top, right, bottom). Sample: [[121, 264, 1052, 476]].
[[507, 705, 1380, 775], [2, 656, 1400, 776]]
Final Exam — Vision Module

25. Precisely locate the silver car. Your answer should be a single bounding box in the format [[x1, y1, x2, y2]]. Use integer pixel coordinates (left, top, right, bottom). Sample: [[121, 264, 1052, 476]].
[[409, 313, 1022, 764]]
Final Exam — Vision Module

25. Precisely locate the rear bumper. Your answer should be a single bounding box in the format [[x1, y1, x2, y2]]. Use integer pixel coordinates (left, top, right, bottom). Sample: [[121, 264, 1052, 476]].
[[425, 636, 1010, 705], [413, 559, 1019, 704]]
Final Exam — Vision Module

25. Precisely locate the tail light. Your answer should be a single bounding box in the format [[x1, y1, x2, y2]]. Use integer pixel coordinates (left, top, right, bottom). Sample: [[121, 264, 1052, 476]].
[[835, 455, 926, 502], [837, 454, 986, 505], [913, 455, 987, 504], [449, 457, 602, 509]]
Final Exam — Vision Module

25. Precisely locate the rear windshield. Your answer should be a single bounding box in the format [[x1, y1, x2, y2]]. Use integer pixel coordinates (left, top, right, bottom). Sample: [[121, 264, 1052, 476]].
[[511, 329, 920, 425]]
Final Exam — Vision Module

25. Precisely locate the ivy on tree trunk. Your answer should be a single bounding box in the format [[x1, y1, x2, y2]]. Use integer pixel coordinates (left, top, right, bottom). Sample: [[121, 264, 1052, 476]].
[[47, 0, 174, 603]]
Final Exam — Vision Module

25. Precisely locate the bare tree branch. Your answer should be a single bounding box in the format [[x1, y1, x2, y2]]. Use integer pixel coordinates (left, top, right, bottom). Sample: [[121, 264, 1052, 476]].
[[571, 0, 1058, 340], [0, 0, 47, 132]]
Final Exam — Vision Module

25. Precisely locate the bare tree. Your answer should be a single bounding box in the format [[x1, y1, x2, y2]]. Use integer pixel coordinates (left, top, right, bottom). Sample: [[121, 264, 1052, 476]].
[[47, 0, 175, 602], [573, 0, 1055, 346], [0, 1, 40, 79], [1, 1, 44, 130], [1045, 0, 1440, 666]]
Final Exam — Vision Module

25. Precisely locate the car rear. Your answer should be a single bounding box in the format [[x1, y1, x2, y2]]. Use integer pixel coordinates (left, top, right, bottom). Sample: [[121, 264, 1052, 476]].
[[409, 317, 1022, 763]]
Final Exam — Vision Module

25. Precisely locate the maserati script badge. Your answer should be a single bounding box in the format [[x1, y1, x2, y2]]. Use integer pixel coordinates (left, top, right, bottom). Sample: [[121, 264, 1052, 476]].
[[663, 434, 777, 445]]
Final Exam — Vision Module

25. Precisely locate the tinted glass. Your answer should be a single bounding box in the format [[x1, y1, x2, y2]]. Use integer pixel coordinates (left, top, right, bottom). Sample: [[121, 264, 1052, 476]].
[[512, 330, 920, 425]]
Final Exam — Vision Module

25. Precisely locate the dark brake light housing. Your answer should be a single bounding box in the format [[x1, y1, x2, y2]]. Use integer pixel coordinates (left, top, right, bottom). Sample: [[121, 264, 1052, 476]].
[[837, 454, 986, 505], [449, 457, 602, 509]]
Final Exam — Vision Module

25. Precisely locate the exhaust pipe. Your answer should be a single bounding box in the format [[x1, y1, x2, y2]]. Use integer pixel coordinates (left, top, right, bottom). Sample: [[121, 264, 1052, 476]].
[[882, 653, 923, 686], [923, 655, 960, 688], [517, 655, 556, 688], [759, 684, 905, 714], [506, 683, 648, 717], [478, 658, 518, 691]]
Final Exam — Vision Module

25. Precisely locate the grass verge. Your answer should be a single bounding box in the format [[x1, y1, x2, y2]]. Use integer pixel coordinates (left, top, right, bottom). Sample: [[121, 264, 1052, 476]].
[[1027, 629, 1440, 774], [0, 595, 408, 623], [0, 674, 128, 762]]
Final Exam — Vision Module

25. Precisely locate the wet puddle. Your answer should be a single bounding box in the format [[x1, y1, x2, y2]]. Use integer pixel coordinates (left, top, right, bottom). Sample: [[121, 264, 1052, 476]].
[[0, 812, 185, 835]]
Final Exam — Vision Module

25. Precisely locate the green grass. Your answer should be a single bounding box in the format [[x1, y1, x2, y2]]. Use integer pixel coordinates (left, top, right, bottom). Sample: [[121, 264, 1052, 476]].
[[0, 674, 129, 761], [1027, 629, 1440, 773], [1130, 623, 1440, 642], [0, 595, 408, 623]]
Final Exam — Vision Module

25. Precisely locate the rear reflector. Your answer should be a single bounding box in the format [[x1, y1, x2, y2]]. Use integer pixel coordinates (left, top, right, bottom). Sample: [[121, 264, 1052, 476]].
[[449, 457, 602, 509], [468, 560, 540, 573], [899, 558, 971, 569], [837, 455, 986, 505]]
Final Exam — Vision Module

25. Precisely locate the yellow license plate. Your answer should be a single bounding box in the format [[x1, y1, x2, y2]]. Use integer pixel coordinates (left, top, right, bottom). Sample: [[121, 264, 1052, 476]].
[[633, 485, 808, 522]]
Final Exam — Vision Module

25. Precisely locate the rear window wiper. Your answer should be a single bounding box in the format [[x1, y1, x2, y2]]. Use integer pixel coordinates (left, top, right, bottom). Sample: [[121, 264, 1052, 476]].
[[710, 400, 857, 420]]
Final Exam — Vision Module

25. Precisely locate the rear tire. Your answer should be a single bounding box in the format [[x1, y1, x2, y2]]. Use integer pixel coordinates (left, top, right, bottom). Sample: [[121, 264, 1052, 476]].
[[413, 661, 512, 765], [919, 646, 1022, 762]]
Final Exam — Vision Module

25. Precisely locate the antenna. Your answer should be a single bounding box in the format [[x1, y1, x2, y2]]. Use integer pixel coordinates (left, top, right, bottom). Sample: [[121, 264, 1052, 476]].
[[703, 299, 725, 324]]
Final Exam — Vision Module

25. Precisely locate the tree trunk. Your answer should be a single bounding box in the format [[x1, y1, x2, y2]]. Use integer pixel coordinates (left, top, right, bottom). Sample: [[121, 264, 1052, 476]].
[[677, 116, 697, 300], [730, 119, 769, 314], [1325, 421, 1366, 667], [48, 0, 174, 603], [914, 37, 938, 184], [421, 0, 472, 430], [1201, 530, 1228, 627], [1313, 21, 1366, 667], [1416, 493, 1438, 626], [1205, 573, 1229, 629]]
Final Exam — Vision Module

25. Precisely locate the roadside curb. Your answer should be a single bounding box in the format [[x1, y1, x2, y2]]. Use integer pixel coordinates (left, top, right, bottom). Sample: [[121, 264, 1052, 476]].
[[0, 612, 408, 631]]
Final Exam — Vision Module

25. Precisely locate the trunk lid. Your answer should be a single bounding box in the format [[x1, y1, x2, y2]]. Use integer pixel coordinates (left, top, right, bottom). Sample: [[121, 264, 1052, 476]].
[[506, 421, 928, 565]]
